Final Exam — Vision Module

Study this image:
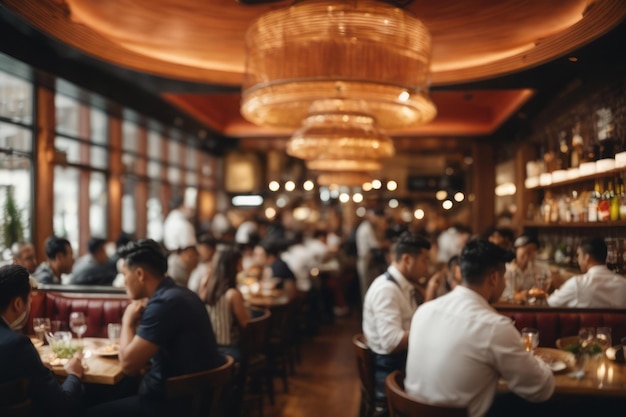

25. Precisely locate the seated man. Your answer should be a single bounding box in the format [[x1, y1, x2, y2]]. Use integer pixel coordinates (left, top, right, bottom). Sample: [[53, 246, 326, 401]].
[[167, 245, 200, 287], [0, 265, 85, 417], [87, 239, 225, 417], [548, 237, 626, 308], [11, 241, 39, 288], [70, 237, 117, 285], [502, 235, 550, 303], [362, 232, 431, 407], [33, 236, 74, 285], [405, 240, 554, 417], [251, 239, 297, 299]]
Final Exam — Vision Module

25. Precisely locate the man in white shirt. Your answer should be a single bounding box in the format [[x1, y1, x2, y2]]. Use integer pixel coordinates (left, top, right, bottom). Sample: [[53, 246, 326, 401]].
[[502, 235, 551, 303], [163, 196, 196, 252], [405, 240, 554, 417], [356, 208, 386, 303], [548, 237, 626, 308], [362, 232, 431, 408]]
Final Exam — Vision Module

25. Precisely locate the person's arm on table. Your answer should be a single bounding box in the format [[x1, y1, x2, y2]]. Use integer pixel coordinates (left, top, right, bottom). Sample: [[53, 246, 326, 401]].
[[118, 299, 158, 376]]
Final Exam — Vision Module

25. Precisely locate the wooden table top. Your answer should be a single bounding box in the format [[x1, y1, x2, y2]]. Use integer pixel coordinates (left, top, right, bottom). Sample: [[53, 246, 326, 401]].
[[499, 350, 626, 397], [37, 337, 124, 385]]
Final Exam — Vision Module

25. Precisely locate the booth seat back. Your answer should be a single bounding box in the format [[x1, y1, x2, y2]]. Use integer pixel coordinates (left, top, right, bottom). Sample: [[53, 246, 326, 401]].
[[29, 291, 130, 338], [496, 306, 626, 348]]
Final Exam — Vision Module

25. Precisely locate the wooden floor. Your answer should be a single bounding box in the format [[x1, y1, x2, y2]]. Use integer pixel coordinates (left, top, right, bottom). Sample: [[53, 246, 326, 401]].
[[264, 312, 362, 417]]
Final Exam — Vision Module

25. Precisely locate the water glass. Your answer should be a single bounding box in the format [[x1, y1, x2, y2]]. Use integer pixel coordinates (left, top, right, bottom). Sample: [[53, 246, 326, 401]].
[[596, 327, 612, 351], [579, 327, 596, 349], [33, 318, 51, 344], [521, 327, 539, 352], [69, 312, 87, 339], [107, 323, 122, 343]]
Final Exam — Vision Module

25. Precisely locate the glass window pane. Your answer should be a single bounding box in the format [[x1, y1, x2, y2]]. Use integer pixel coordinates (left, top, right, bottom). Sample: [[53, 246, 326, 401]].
[[0, 122, 32, 153], [168, 166, 180, 184], [89, 171, 107, 238], [147, 130, 161, 161], [147, 160, 161, 179], [90, 145, 108, 170], [121, 176, 136, 234], [0, 71, 33, 124], [186, 170, 197, 186], [55, 94, 81, 137], [168, 140, 180, 165], [0, 153, 31, 259], [53, 166, 79, 252], [55, 137, 83, 164], [91, 108, 107, 145], [146, 181, 163, 242], [122, 120, 139, 153], [185, 144, 198, 171]]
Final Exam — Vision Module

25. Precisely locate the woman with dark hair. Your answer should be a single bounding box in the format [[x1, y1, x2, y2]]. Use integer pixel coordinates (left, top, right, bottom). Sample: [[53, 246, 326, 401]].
[[201, 249, 250, 360]]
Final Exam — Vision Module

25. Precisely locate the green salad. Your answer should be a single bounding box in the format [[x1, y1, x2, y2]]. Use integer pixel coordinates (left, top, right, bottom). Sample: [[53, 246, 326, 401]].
[[563, 342, 602, 355], [51, 342, 83, 359]]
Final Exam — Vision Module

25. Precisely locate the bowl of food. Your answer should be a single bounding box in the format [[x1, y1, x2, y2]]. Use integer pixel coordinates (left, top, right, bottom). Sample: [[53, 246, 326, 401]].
[[45, 331, 83, 359]]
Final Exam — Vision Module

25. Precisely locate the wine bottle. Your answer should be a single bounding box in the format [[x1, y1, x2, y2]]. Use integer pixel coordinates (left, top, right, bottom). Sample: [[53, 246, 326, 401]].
[[609, 178, 620, 221], [598, 180, 611, 222], [588, 180, 600, 222], [558, 130, 569, 171], [619, 177, 626, 220], [570, 122, 583, 169], [596, 108, 616, 172]]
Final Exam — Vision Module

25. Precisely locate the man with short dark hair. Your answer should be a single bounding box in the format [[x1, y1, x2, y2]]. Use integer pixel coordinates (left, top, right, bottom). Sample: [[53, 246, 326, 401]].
[[0, 264, 85, 416], [33, 236, 74, 284], [11, 242, 37, 274], [87, 239, 224, 417], [362, 231, 432, 409], [405, 240, 554, 417], [70, 237, 117, 285], [548, 237, 626, 308]]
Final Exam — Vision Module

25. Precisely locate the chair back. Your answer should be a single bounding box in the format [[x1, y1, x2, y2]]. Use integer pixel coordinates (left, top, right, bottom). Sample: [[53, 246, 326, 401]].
[[165, 355, 235, 417], [0, 378, 30, 417], [352, 333, 377, 417], [240, 308, 272, 366], [385, 370, 468, 417]]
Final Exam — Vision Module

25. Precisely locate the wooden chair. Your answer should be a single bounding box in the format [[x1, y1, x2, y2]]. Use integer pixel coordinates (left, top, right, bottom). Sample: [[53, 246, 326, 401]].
[[352, 333, 385, 417], [385, 370, 468, 417], [0, 378, 30, 417], [238, 307, 272, 417], [165, 355, 235, 417]]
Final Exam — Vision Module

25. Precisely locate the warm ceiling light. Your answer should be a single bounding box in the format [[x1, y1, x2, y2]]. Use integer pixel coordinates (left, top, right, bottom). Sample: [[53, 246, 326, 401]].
[[442, 200, 453, 210], [339, 193, 351, 203], [265, 207, 277, 219], [353, 193, 364, 203], [303, 180, 315, 191], [387, 180, 398, 191], [372, 179, 382, 189], [308, 159, 383, 172], [389, 199, 399, 208], [454, 192, 465, 202], [284, 180, 296, 192], [362, 182, 373, 191], [269, 181, 280, 192], [435, 190, 447, 200], [414, 208, 425, 219], [317, 172, 372, 187], [241, 0, 436, 129]]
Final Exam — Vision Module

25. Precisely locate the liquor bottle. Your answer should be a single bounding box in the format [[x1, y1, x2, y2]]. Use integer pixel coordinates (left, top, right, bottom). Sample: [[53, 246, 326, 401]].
[[598, 180, 611, 222], [609, 179, 620, 221], [558, 130, 569, 171], [619, 177, 626, 220], [570, 122, 584, 169], [587, 180, 600, 222], [596, 108, 616, 171]]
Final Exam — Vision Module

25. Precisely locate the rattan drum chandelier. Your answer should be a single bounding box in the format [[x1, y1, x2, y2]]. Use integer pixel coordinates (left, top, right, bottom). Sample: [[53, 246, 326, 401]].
[[241, 0, 436, 174]]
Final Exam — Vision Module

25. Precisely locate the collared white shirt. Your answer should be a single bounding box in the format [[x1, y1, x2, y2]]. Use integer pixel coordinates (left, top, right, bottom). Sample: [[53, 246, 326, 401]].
[[502, 260, 550, 301], [405, 286, 554, 417], [547, 265, 626, 308], [163, 209, 196, 251], [362, 265, 417, 355], [356, 220, 379, 258]]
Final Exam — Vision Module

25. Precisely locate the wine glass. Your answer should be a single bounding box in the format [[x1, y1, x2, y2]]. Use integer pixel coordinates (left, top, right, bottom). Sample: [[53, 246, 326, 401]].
[[69, 312, 87, 340], [33, 318, 51, 344], [578, 327, 596, 350], [596, 327, 612, 352], [521, 327, 539, 352]]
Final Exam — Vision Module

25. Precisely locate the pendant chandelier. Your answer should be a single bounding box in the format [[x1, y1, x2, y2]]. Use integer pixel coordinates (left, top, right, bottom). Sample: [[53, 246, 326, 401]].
[[241, 0, 436, 130]]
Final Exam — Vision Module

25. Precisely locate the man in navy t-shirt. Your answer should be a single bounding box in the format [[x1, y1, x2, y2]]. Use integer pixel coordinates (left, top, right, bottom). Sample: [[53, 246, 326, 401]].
[[88, 239, 225, 416]]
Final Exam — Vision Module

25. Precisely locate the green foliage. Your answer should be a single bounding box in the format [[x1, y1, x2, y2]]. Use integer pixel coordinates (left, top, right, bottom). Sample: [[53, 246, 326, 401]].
[[1, 187, 24, 248], [563, 342, 603, 355]]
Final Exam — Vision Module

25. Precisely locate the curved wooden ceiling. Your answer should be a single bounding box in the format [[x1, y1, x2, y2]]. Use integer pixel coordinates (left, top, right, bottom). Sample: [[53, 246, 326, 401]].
[[4, 0, 626, 86]]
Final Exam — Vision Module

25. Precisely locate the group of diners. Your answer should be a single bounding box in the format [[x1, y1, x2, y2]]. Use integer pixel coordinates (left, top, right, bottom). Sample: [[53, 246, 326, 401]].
[[362, 231, 626, 417]]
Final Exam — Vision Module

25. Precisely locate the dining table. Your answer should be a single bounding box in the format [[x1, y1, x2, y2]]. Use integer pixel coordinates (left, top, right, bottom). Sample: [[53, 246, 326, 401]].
[[35, 337, 124, 385]]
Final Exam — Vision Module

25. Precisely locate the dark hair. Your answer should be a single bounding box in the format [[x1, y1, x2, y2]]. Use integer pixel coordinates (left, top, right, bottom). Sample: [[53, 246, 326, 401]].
[[447, 255, 460, 269], [87, 237, 107, 254], [460, 240, 514, 285], [0, 265, 31, 312], [579, 237, 607, 263], [393, 232, 431, 261], [44, 236, 71, 260], [197, 234, 218, 247], [115, 232, 135, 248], [169, 195, 185, 210], [117, 239, 168, 277], [205, 249, 242, 306], [496, 227, 515, 243], [259, 240, 282, 257]]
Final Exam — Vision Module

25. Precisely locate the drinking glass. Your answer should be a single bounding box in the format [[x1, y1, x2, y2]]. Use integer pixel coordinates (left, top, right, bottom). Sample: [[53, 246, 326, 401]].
[[69, 312, 87, 340], [578, 327, 596, 349], [107, 323, 122, 344], [521, 327, 539, 352], [33, 318, 51, 344], [596, 327, 612, 352]]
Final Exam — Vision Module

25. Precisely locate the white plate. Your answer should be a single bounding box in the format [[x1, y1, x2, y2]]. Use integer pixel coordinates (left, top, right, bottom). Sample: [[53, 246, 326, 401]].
[[93, 345, 119, 357], [549, 360, 567, 372]]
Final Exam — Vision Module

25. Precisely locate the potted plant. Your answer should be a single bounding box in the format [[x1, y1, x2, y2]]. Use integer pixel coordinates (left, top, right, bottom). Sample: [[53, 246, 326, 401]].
[[1, 186, 24, 250]]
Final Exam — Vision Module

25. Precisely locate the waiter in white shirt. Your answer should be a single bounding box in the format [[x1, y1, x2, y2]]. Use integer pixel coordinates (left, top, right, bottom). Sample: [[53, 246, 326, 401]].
[[548, 237, 626, 308], [163, 195, 197, 252]]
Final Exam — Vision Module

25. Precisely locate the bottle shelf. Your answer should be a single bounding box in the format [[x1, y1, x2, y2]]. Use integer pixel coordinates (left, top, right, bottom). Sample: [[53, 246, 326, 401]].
[[527, 166, 626, 190], [523, 220, 626, 228]]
